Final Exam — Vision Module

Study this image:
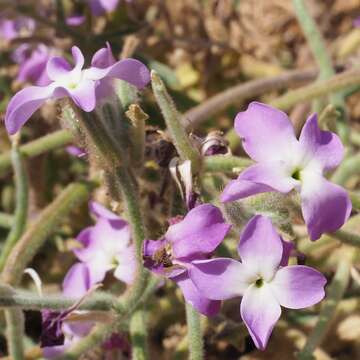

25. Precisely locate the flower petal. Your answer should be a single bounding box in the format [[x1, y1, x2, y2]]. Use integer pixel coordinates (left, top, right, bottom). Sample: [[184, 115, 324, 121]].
[[91, 43, 115, 68], [238, 215, 283, 281], [5, 84, 55, 134], [114, 245, 137, 284], [62, 263, 91, 298], [47, 56, 72, 81], [89, 201, 121, 221], [270, 265, 326, 309], [299, 113, 344, 172], [240, 284, 281, 350], [189, 258, 249, 300], [300, 173, 351, 240], [84, 58, 150, 89], [69, 78, 97, 112], [173, 272, 221, 316], [165, 204, 231, 259], [235, 102, 297, 163]]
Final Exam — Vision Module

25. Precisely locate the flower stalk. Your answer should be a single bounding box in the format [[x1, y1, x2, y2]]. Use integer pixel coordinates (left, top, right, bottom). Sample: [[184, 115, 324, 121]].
[[130, 307, 148, 360], [185, 303, 204, 360]]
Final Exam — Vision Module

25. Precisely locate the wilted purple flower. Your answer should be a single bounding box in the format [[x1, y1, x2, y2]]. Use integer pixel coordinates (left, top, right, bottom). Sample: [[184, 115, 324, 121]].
[[143, 204, 231, 316], [88, 0, 120, 15], [12, 44, 52, 86], [221, 102, 351, 240], [190, 215, 326, 350], [5, 44, 150, 134], [0, 16, 35, 40], [74, 202, 137, 285]]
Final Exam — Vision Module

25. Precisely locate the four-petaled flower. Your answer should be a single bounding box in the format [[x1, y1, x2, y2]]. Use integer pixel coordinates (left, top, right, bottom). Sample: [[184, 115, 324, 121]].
[[221, 102, 351, 240], [74, 202, 137, 286], [5, 44, 150, 134], [143, 204, 231, 316], [190, 215, 326, 350]]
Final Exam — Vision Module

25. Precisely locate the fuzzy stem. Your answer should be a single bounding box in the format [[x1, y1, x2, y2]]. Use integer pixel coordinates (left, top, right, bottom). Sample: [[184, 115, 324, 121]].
[[5, 309, 25, 360], [203, 155, 253, 173], [0, 288, 115, 311], [130, 307, 148, 360], [185, 303, 204, 360], [0, 182, 92, 286], [0, 130, 72, 176], [297, 259, 350, 359], [292, 0, 348, 140], [151, 70, 202, 171], [0, 145, 29, 271]]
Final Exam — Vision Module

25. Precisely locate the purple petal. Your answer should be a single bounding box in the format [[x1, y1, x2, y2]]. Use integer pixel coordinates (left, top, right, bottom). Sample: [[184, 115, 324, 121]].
[[240, 284, 281, 350], [62, 263, 91, 298], [114, 245, 137, 284], [5, 84, 55, 134], [235, 102, 297, 163], [66, 15, 85, 26], [66, 146, 86, 158], [299, 113, 344, 172], [91, 43, 116, 68], [300, 174, 351, 240], [89, 201, 122, 221], [84, 58, 150, 89], [47, 57, 72, 81], [220, 179, 274, 203], [271, 265, 326, 309], [42, 344, 68, 359], [69, 78, 97, 112], [173, 272, 221, 316], [165, 204, 231, 259], [280, 239, 295, 266], [221, 162, 297, 203], [189, 258, 249, 300], [238, 215, 283, 281], [89, 0, 119, 15]]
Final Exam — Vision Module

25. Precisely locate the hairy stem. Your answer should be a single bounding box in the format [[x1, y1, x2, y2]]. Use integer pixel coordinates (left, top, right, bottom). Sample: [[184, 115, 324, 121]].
[[130, 307, 148, 360], [5, 309, 25, 360], [185, 303, 204, 360], [0, 130, 72, 176], [151, 70, 201, 171], [203, 155, 252, 173], [297, 259, 350, 359], [0, 182, 92, 286]]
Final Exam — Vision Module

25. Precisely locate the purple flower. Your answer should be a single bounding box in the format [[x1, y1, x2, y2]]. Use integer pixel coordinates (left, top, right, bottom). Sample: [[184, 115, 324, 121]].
[[190, 215, 326, 350], [74, 202, 137, 285], [143, 204, 231, 316], [221, 102, 351, 240], [66, 145, 87, 158], [0, 16, 35, 40], [12, 44, 52, 86], [5, 44, 150, 135], [88, 0, 120, 16], [66, 15, 86, 27]]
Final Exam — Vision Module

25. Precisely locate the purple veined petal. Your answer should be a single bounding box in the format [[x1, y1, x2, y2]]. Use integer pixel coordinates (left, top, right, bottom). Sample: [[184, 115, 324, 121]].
[[300, 172, 352, 240], [238, 215, 283, 281], [91, 43, 116, 68], [235, 102, 298, 163], [172, 272, 221, 316], [114, 245, 137, 284], [62, 263, 91, 298], [270, 265, 326, 309], [47, 56, 72, 81], [84, 58, 150, 89], [299, 113, 344, 172], [240, 284, 281, 350], [189, 258, 249, 300], [220, 179, 274, 203], [68, 78, 97, 112], [165, 204, 231, 259], [221, 162, 297, 203], [5, 84, 56, 135]]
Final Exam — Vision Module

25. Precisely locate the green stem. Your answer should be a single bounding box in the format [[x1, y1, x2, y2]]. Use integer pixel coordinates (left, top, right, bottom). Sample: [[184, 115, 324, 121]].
[[203, 155, 252, 173], [4, 309, 25, 360], [151, 71, 201, 171], [0, 130, 72, 176], [297, 259, 350, 359], [292, 0, 348, 141], [130, 307, 148, 360], [0, 145, 29, 271], [0, 182, 92, 286], [270, 68, 360, 111], [185, 303, 204, 360], [0, 288, 115, 311]]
